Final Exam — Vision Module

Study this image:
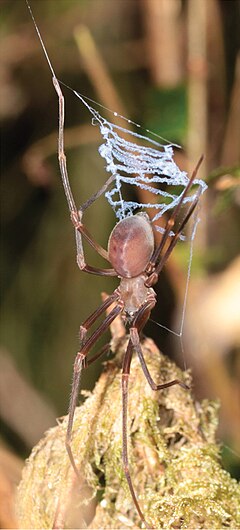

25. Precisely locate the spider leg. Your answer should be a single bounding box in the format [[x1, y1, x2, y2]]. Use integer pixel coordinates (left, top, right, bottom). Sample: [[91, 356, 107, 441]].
[[148, 155, 203, 272], [52, 76, 76, 214], [52, 76, 117, 275], [130, 327, 189, 391], [53, 295, 119, 529], [145, 185, 201, 288], [80, 174, 115, 214], [84, 342, 111, 367], [75, 229, 117, 276], [131, 301, 189, 390], [121, 302, 189, 529], [73, 219, 109, 260], [66, 299, 123, 479], [122, 339, 152, 530], [79, 290, 119, 345], [154, 192, 201, 277]]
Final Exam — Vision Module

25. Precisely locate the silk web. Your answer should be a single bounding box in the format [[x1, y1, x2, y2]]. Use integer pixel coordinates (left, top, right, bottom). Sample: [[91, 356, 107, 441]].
[[73, 90, 207, 242]]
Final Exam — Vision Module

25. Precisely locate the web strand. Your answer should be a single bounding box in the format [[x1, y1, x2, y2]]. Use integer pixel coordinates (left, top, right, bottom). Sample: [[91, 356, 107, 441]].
[[72, 88, 207, 233]]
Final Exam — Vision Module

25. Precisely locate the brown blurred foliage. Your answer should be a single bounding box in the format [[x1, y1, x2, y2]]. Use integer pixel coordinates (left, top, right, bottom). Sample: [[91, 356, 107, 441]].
[[0, 0, 239, 526]]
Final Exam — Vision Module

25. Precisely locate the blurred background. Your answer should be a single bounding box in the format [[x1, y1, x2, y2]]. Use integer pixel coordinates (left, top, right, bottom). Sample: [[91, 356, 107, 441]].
[[1, 0, 239, 526]]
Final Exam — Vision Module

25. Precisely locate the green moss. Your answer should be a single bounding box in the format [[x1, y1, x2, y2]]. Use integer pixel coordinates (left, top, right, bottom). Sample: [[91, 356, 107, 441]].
[[17, 337, 240, 529]]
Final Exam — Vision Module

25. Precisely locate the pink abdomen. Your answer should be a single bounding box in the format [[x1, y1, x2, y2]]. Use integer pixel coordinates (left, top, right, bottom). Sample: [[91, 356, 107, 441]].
[[108, 213, 154, 278]]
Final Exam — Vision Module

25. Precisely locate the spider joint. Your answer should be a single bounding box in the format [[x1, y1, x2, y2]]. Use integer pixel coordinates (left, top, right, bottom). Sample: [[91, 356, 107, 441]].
[[76, 255, 85, 270], [130, 327, 138, 347], [71, 210, 82, 228], [145, 262, 155, 274], [79, 325, 87, 343], [59, 151, 66, 163], [74, 352, 85, 372], [145, 272, 158, 288]]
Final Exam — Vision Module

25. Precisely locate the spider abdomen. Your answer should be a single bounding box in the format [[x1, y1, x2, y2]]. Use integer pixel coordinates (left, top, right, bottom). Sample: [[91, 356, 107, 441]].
[[108, 213, 154, 278]]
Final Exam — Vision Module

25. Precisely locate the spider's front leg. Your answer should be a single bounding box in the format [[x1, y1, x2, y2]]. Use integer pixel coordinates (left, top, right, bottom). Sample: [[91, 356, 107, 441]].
[[52, 76, 117, 277], [73, 223, 117, 277], [145, 155, 203, 287]]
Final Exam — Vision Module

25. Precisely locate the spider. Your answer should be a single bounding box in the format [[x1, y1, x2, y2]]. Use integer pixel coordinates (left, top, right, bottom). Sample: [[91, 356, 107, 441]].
[[26, 4, 203, 526], [52, 72, 203, 528]]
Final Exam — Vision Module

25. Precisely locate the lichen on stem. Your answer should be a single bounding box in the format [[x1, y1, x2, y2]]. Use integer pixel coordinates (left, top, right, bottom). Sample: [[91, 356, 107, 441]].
[[17, 311, 240, 529]]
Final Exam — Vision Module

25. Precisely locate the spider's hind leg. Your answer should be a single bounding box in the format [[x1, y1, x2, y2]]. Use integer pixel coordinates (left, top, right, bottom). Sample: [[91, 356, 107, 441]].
[[121, 338, 153, 530], [131, 327, 189, 392]]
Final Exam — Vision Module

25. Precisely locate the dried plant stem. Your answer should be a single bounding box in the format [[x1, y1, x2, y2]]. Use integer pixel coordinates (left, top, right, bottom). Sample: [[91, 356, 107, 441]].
[[143, 0, 183, 87], [187, 0, 208, 248], [73, 25, 126, 121], [221, 53, 240, 166], [16, 309, 240, 529]]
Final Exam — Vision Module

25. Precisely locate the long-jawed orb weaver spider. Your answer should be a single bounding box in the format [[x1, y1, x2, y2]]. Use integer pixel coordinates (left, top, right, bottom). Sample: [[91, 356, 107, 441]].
[[26, 3, 203, 527]]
